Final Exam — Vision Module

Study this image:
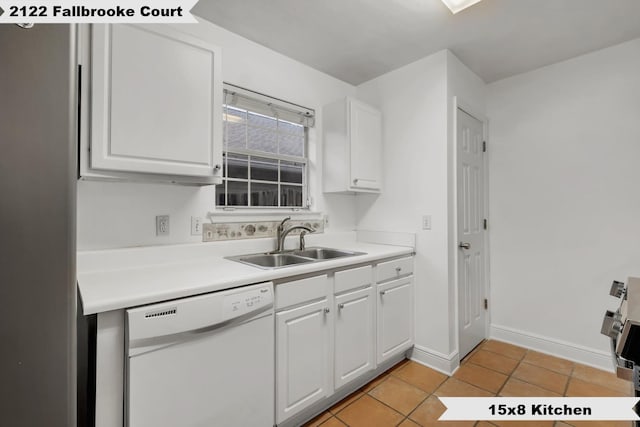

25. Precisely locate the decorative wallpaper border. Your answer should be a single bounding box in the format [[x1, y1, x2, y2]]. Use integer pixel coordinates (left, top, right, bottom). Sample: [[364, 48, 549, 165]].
[[202, 219, 324, 242]]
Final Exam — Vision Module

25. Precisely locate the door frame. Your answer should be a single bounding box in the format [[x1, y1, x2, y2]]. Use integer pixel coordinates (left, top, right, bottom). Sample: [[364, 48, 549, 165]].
[[451, 96, 491, 360]]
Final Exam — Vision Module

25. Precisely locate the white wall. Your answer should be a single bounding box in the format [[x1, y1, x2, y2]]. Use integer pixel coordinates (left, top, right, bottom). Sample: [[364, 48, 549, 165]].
[[487, 38, 640, 363], [355, 51, 485, 370], [357, 51, 485, 370], [78, 17, 639, 371], [78, 19, 357, 250], [356, 51, 449, 361], [445, 52, 487, 354]]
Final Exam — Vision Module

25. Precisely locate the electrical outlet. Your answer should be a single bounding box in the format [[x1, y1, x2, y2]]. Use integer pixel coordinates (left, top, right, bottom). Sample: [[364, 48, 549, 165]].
[[422, 215, 432, 230], [156, 215, 170, 236], [191, 216, 203, 235]]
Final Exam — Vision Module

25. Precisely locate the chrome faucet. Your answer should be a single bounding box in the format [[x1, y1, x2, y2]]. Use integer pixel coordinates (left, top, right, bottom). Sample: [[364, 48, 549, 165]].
[[274, 217, 314, 252], [275, 216, 291, 251]]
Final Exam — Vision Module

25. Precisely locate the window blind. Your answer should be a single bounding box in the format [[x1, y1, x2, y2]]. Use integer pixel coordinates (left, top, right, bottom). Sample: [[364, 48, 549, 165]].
[[223, 83, 315, 127]]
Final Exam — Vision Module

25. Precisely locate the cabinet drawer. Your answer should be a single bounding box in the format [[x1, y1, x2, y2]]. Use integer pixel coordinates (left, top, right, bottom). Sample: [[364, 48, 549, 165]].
[[376, 256, 414, 283], [275, 275, 328, 310], [334, 265, 373, 294]]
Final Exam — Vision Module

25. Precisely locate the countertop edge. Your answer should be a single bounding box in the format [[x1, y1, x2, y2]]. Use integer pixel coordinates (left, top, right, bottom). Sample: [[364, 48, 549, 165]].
[[78, 243, 414, 315]]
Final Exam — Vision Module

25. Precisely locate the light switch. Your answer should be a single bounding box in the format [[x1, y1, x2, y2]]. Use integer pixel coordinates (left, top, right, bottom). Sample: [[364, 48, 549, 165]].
[[422, 215, 432, 230]]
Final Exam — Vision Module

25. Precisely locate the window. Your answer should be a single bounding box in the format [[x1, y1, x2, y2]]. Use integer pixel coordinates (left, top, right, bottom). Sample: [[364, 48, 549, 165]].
[[216, 84, 315, 209]]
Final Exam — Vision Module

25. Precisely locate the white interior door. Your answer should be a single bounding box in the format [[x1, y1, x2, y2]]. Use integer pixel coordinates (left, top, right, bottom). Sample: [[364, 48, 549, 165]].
[[457, 108, 487, 359]]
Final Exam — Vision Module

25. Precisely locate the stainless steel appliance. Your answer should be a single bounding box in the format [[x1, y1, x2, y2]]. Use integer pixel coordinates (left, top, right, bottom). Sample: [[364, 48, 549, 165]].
[[0, 24, 78, 427], [601, 277, 640, 425]]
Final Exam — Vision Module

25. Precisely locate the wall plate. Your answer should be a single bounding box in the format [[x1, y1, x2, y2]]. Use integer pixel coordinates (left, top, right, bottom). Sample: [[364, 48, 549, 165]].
[[156, 215, 170, 236], [422, 215, 432, 230]]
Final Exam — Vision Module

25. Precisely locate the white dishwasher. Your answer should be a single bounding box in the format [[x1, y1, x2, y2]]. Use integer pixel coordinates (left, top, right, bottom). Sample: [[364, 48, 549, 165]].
[[125, 282, 274, 427]]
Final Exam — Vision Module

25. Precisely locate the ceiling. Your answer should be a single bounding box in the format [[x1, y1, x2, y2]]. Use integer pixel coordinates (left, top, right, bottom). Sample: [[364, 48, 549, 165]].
[[193, 0, 640, 86]]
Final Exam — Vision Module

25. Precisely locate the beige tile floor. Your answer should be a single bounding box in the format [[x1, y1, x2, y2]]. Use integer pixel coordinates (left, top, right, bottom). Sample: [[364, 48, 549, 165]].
[[303, 340, 634, 427]]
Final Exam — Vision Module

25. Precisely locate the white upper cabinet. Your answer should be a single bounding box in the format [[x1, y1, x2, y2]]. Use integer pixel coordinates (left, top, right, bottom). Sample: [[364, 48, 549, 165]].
[[349, 100, 382, 190], [323, 97, 382, 193], [87, 24, 223, 184]]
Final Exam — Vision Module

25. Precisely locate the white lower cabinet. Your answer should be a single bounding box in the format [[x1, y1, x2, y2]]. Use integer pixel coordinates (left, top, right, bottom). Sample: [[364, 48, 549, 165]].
[[334, 286, 375, 389], [377, 276, 414, 364], [275, 258, 413, 425], [276, 299, 331, 424]]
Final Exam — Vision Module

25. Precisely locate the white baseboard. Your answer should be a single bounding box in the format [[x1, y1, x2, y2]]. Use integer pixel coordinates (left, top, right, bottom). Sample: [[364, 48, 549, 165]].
[[490, 324, 614, 372], [410, 345, 460, 375]]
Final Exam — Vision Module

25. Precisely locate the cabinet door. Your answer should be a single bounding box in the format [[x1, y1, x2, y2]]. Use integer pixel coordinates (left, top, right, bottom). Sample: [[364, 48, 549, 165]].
[[91, 24, 222, 181], [334, 287, 375, 389], [377, 277, 414, 364], [349, 99, 382, 191], [276, 299, 331, 424]]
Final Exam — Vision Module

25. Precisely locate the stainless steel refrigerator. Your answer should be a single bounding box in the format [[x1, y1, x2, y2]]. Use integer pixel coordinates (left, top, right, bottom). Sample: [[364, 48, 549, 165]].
[[0, 24, 78, 427]]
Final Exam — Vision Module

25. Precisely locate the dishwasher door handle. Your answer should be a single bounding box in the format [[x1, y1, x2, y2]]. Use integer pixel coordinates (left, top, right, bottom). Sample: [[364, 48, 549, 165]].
[[128, 307, 274, 356], [126, 282, 274, 352]]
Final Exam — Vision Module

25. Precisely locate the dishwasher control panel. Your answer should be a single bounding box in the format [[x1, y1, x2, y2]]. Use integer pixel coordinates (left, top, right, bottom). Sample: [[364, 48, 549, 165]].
[[223, 285, 273, 319], [127, 282, 274, 344]]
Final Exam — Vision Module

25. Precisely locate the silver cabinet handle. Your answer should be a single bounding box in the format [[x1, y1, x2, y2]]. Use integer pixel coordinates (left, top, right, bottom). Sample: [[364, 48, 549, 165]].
[[459, 242, 471, 250], [338, 303, 345, 310], [324, 307, 330, 314]]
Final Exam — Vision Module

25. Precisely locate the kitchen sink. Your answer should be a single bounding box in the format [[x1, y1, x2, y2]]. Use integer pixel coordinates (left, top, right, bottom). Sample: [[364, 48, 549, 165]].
[[226, 247, 366, 269], [289, 247, 365, 260], [232, 253, 314, 268]]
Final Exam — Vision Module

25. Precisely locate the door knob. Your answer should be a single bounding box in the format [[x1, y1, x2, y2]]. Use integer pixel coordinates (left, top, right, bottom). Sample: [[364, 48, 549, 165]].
[[459, 242, 471, 250]]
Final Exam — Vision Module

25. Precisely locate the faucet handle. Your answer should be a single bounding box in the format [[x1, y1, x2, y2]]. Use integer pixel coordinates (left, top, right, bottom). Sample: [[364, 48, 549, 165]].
[[299, 230, 308, 250]]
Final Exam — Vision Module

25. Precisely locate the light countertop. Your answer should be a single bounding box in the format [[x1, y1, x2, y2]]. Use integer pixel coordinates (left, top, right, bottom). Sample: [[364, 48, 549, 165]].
[[77, 231, 415, 315]]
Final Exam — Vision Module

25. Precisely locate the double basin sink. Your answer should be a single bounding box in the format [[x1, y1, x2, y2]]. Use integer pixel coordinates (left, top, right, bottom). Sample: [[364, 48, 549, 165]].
[[227, 247, 366, 269]]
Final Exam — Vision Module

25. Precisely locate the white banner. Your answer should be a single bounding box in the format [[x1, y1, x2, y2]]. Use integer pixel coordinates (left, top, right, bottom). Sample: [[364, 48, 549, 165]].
[[0, 0, 198, 23], [439, 397, 640, 421]]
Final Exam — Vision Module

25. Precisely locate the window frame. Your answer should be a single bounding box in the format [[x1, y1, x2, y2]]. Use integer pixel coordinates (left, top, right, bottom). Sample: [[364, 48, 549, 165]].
[[216, 92, 312, 211]]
